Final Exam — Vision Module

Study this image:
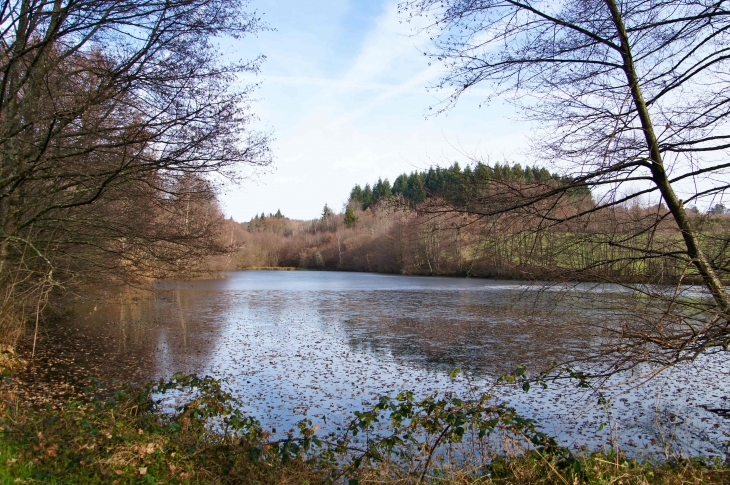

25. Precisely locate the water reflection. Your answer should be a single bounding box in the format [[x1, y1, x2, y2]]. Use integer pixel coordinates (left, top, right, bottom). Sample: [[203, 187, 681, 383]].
[[321, 290, 595, 376], [15, 271, 730, 458]]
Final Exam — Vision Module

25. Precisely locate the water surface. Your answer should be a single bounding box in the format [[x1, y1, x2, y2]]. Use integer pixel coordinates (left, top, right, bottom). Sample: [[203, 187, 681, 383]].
[[19, 271, 730, 457]]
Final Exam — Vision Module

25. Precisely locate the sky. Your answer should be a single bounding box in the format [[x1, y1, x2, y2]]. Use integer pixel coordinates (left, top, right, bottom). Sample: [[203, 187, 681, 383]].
[[219, 0, 531, 221]]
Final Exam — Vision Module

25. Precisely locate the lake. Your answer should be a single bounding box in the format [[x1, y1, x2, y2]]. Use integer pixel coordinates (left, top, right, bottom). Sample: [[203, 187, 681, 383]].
[[17, 270, 730, 458]]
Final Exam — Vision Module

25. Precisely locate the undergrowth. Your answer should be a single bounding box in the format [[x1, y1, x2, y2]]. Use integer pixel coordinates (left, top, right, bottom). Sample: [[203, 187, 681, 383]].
[[0, 370, 728, 484]]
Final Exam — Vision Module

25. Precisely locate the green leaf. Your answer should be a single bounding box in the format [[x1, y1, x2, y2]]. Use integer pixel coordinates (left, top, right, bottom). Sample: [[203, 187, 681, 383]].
[[522, 381, 530, 392], [448, 368, 461, 379]]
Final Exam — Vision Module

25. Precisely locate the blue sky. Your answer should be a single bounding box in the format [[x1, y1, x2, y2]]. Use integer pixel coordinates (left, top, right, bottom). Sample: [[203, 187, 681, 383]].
[[220, 0, 530, 221]]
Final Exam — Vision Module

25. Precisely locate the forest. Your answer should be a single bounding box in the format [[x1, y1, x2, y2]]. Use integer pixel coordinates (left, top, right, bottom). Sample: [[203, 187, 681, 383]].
[[229, 162, 730, 285]]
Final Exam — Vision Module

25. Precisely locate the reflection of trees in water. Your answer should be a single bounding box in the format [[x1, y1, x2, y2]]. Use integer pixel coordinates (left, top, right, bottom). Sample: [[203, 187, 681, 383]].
[[22, 286, 230, 389], [327, 290, 602, 378], [139, 287, 232, 377], [14, 289, 162, 404], [22, 277, 643, 399]]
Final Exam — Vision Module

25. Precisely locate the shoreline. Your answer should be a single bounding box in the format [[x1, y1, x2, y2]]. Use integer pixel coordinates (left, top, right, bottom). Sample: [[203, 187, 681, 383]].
[[233, 266, 725, 286]]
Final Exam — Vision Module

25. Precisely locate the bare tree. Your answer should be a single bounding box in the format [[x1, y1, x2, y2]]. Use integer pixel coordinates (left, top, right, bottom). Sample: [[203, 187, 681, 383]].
[[0, 0, 271, 346], [399, 0, 730, 368]]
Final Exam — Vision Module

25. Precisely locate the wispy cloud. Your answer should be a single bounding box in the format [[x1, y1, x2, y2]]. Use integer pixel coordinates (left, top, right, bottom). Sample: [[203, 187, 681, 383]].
[[343, 2, 427, 84], [221, 0, 530, 221], [264, 75, 393, 91]]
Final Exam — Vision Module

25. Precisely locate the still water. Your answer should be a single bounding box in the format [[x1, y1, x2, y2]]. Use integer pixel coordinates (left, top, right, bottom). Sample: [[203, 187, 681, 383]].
[[20, 271, 730, 458]]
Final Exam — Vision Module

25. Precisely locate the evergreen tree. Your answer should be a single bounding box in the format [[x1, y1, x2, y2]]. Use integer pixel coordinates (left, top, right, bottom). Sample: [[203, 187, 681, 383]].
[[344, 204, 359, 227], [709, 203, 727, 215], [361, 184, 374, 209], [405, 173, 426, 205], [473, 163, 493, 181], [274, 209, 283, 218], [442, 162, 464, 197], [350, 185, 364, 205], [348, 162, 577, 211], [321, 203, 334, 220], [392, 174, 408, 196], [373, 178, 392, 202]]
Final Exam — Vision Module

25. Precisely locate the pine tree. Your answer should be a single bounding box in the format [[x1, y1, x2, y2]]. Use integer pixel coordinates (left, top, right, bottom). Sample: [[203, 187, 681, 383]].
[[344, 204, 359, 227], [373, 178, 392, 202], [361, 185, 373, 209], [350, 185, 364, 204], [392, 174, 408, 196]]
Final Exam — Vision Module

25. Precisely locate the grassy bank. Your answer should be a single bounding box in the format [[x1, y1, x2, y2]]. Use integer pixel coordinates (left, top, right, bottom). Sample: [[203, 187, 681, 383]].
[[1, 365, 729, 485]]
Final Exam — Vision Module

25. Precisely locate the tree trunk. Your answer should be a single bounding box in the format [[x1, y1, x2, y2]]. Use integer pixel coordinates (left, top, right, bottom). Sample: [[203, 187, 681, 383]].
[[605, 0, 730, 316]]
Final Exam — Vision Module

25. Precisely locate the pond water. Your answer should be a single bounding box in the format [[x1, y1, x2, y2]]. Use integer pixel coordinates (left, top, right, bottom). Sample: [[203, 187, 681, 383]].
[[18, 271, 730, 458]]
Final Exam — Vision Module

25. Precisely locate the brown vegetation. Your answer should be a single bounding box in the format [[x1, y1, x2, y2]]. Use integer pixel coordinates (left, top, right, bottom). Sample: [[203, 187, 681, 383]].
[[225, 199, 730, 283], [0, 0, 270, 348]]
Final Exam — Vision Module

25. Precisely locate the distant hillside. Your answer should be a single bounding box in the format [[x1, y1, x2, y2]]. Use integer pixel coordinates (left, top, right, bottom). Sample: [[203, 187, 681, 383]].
[[221, 162, 729, 284]]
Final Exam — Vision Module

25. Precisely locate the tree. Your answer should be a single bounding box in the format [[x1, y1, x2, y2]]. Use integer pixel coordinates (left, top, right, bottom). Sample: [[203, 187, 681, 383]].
[[344, 204, 359, 228], [400, 0, 730, 368], [321, 204, 334, 220], [405, 173, 427, 205], [709, 204, 727, 215], [392, 174, 409, 198], [362, 184, 374, 209], [0, 0, 270, 346], [372, 178, 393, 202]]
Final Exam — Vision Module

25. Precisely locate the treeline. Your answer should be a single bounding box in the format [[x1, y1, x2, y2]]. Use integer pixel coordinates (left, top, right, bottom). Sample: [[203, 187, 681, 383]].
[[349, 162, 590, 210], [228, 162, 730, 283]]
